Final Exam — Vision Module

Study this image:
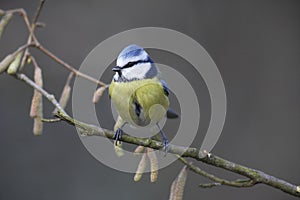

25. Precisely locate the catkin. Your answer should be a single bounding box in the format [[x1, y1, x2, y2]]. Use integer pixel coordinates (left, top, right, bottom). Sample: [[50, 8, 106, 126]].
[[169, 166, 188, 200], [147, 148, 158, 182], [92, 86, 106, 103], [133, 146, 145, 155], [7, 51, 23, 74], [134, 153, 147, 182], [30, 66, 43, 136]]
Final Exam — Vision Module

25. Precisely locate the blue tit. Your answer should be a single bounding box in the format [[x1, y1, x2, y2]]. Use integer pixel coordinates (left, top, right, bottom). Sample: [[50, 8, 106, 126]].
[[109, 44, 178, 150]]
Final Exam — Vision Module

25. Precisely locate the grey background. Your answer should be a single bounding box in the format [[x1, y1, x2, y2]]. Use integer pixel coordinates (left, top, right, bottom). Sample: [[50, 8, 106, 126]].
[[0, 0, 300, 200]]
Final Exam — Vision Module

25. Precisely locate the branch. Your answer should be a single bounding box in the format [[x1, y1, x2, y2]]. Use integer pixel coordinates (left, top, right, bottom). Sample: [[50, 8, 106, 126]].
[[16, 73, 67, 116], [32, 0, 45, 25], [1, 7, 106, 87], [13, 72, 300, 198], [7, 8, 39, 44], [177, 156, 256, 188], [36, 44, 107, 86], [2, 4, 299, 198], [21, 0, 45, 67]]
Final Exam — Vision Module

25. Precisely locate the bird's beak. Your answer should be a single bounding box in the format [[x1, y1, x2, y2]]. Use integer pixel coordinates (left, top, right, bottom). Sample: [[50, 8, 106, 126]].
[[112, 66, 121, 72]]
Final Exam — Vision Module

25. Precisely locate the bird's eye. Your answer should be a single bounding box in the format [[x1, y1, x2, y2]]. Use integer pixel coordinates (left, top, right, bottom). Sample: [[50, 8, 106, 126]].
[[127, 62, 135, 67]]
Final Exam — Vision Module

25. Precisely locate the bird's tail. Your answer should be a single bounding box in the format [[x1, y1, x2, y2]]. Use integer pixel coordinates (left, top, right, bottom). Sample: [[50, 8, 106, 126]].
[[166, 108, 179, 119]]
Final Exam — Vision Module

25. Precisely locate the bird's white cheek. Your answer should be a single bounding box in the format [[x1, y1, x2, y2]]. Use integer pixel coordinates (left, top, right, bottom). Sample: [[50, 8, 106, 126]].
[[122, 64, 151, 80], [121, 68, 136, 80]]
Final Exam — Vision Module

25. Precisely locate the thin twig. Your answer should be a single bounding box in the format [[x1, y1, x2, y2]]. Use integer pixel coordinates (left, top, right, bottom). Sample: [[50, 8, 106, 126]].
[[20, 0, 45, 67], [198, 183, 221, 188], [32, 0, 45, 25], [8, 9, 39, 44], [198, 179, 255, 189], [41, 118, 61, 123], [15, 73, 67, 116], [177, 156, 256, 188], [3, 7, 107, 87], [36, 44, 107, 86], [30, 55, 39, 70]]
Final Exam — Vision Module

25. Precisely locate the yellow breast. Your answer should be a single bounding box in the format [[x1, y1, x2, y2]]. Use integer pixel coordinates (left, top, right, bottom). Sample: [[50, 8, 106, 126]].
[[109, 77, 169, 126]]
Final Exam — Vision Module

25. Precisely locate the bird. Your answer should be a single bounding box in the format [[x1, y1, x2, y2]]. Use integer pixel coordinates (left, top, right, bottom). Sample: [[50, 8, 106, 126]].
[[109, 44, 178, 151]]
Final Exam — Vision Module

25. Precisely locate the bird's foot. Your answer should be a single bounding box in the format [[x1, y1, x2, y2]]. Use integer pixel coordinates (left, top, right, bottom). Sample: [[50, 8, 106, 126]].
[[162, 137, 169, 154], [156, 123, 169, 154], [113, 128, 123, 145]]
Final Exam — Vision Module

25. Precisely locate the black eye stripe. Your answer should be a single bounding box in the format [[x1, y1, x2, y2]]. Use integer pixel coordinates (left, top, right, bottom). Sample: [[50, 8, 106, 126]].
[[122, 59, 153, 69], [123, 61, 137, 68]]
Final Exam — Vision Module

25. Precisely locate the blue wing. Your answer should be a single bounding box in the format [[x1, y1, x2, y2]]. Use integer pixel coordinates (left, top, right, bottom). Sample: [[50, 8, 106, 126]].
[[160, 80, 179, 119], [160, 80, 169, 96]]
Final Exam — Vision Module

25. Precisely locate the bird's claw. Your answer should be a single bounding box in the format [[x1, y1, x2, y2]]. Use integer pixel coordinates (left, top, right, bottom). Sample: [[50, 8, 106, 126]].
[[113, 128, 123, 145], [162, 138, 169, 155]]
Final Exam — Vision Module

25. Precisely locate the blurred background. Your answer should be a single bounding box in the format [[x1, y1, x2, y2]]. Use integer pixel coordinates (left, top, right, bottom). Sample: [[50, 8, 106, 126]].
[[0, 1, 300, 199]]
